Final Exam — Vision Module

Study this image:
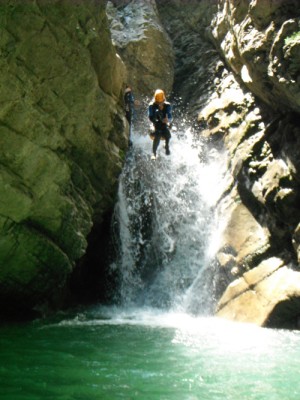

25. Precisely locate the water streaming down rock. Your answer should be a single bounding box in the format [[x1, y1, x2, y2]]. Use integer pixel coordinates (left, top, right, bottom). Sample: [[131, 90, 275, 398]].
[[111, 119, 228, 313]]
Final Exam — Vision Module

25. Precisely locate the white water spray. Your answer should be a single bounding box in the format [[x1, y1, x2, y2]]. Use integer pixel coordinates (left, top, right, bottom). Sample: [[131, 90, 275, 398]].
[[112, 120, 228, 314]]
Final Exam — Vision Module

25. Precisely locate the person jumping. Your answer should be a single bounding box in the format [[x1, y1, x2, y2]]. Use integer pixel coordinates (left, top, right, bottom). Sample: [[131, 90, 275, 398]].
[[148, 89, 173, 160]]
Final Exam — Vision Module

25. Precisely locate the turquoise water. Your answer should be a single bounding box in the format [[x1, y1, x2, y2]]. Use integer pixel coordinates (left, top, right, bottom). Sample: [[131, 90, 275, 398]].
[[1, 306, 300, 400]]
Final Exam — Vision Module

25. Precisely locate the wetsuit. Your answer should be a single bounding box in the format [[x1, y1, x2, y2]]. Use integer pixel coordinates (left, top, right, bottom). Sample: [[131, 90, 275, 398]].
[[148, 101, 172, 156], [124, 89, 134, 124]]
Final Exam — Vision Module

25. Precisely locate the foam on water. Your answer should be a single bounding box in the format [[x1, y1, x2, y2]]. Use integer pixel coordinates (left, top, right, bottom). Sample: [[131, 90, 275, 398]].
[[49, 303, 300, 359]]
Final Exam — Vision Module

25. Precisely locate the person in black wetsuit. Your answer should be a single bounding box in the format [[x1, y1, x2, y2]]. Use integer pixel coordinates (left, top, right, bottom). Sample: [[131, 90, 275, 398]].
[[124, 85, 135, 146], [124, 85, 134, 124], [148, 89, 173, 160]]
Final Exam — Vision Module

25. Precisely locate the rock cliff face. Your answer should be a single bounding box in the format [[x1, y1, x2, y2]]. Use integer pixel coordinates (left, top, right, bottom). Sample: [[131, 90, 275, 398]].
[[157, 0, 300, 327], [211, 0, 300, 113], [2, 0, 300, 327], [107, 0, 174, 96], [0, 1, 128, 315], [208, 0, 300, 328], [0, 0, 175, 317]]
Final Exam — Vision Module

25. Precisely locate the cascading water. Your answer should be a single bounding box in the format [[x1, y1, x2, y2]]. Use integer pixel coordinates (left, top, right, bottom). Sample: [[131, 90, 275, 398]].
[[112, 113, 228, 313], [3, 113, 300, 400]]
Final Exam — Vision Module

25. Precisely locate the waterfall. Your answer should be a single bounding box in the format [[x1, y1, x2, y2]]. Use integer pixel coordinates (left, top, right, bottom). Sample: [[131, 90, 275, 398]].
[[111, 119, 228, 314]]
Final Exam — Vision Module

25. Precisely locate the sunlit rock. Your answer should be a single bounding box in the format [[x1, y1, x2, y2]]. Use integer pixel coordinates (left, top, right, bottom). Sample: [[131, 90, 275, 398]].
[[198, 71, 257, 152], [251, 159, 300, 224], [156, 1, 300, 325], [217, 257, 300, 328], [216, 192, 271, 272], [211, 0, 300, 113]]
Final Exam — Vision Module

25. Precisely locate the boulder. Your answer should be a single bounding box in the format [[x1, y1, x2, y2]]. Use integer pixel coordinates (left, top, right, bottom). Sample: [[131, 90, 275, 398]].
[[217, 257, 300, 328], [216, 188, 271, 275]]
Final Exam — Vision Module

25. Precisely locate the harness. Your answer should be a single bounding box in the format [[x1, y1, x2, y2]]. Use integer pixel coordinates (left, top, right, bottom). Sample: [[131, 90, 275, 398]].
[[149, 102, 171, 141]]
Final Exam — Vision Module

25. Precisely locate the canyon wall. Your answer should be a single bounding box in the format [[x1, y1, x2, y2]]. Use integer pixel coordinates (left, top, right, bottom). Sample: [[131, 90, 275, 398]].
[[0, 0, 174, 317], [158, 0, 300, 328], [209, 0, 300, 328], [2, 0, 300, 328], [0, 0, 128, 315], [107, 0, 174, 97]]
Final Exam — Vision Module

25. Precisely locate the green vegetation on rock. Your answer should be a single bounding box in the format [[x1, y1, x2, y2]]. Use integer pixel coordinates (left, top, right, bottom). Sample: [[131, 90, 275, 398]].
[[285, 31, 300, 45]]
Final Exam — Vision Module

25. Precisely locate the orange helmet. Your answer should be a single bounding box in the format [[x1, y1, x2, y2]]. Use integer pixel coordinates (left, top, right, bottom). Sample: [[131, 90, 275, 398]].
[[154, 89, 165, 103]]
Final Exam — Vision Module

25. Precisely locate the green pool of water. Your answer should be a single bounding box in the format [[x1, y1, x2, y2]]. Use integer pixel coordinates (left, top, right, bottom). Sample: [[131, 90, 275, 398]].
[[1, 306, 300, 400]]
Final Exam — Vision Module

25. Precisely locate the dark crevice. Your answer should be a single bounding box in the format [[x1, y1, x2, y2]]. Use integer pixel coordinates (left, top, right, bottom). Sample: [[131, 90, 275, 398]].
[[68, 208, 119, 307]]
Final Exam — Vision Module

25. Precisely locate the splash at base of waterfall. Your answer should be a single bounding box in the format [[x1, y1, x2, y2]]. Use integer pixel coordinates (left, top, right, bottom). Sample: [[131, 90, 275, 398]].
[[2, 303, 300, 400]]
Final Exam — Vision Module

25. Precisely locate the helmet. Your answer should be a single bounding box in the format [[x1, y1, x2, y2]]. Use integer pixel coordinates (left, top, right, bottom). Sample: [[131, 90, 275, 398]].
[[154, 89, 165, 103]]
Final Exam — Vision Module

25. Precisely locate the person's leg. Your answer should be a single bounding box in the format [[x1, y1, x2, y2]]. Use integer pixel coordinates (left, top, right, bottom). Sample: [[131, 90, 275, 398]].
[[164, 129, 171, 155], [152, 133, 161, 156]]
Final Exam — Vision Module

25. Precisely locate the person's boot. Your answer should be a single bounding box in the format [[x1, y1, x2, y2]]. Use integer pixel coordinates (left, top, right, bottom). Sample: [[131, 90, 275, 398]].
[[151, 145, 157, 160], [165, 145, 170, 155]]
